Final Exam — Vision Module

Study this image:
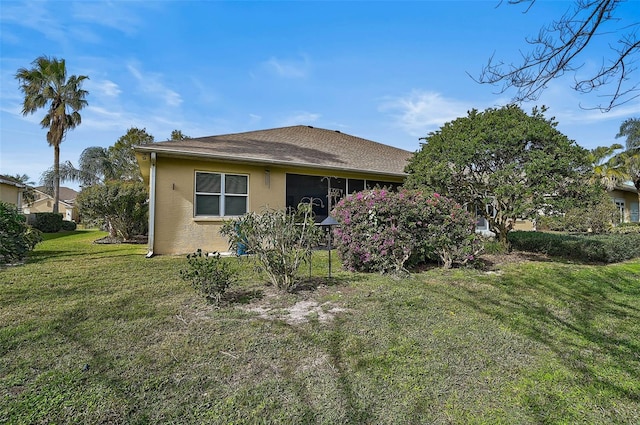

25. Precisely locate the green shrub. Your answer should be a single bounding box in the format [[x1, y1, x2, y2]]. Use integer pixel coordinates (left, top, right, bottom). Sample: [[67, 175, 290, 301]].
[[221, 203, 323, 291], [76, 181, 148, 240], [179, 249, 238, 304], [536, 193, 619, 234], [332, 188, 482, 272], [481, 238, 509, 255], [508, 231, 640, 263], [611, 222, 640, 234], [33, 212, 63, 233], [0, 202, 42, 265], [61, 220, 77, 231]]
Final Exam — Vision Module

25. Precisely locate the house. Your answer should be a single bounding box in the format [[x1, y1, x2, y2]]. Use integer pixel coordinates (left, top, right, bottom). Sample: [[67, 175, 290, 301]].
[[135, 125, 412, 255], [22, 187, 79, 222], [609, 183, 639, 223], [0, 175, 25, 210]]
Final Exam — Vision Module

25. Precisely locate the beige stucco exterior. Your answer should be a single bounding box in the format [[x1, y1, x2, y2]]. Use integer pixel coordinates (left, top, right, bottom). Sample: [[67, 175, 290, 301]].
[[0, 181, 23, 208], [138, 154, 404, 255], [23, 199, 78, 222], [609, 185, 639, 223]]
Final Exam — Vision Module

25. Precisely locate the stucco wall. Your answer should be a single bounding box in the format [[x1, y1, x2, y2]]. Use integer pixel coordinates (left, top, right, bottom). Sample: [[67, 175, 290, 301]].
[[150, 156, 404, 255], [609, 188, 639, 223], [0, 183, 22, 208]]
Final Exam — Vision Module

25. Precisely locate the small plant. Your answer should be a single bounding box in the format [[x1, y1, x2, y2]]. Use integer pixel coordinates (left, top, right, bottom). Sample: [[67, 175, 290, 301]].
[[61, 220, 77, 231], [179, 249, 238, 304], [221, 203, 323, 291]]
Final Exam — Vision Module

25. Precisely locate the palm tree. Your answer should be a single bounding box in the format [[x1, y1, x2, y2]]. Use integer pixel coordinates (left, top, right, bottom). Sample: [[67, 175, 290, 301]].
[[588, 144, 629, 190], [615, 117, 640, 209], [15, 56, 88, 213]]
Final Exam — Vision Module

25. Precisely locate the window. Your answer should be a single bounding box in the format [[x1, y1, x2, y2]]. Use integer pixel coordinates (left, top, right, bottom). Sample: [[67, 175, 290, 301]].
[[195, 172, 248, 217], [614, 199, 626, 223]]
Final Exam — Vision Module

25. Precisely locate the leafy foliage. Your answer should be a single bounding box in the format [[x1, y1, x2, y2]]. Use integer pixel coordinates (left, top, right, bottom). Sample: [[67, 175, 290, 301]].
[[108, 127, 154, 182], [179, 249, 238, 304], [61, 220, 77, 231], [0, 201, 42, 264], [332, 188, 482, 272], [32, 212, 63, 233], [537, 191, 620, 234], [221, 203, 323, 291], [76, 181, 148, 240], [509, 231, 640, 263], [405, 105, 595, 247]]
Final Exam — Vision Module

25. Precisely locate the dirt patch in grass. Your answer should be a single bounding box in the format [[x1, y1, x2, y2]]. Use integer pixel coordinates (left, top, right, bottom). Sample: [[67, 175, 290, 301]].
[[242, 299, 349, 324], [479, 251, 552, 270], [94, 235, 148, 244]]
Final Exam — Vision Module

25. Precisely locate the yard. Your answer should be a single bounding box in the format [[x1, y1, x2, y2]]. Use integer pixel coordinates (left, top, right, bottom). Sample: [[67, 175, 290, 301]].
[[1, 230, 639, 424]]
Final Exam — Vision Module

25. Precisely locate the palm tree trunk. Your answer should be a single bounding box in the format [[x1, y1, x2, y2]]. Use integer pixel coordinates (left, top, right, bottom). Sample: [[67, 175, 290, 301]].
[[53, 143, 60, 214]]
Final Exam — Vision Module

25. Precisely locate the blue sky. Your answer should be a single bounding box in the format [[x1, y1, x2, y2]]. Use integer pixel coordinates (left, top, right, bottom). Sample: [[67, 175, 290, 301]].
[[1, 0, 639, 189]]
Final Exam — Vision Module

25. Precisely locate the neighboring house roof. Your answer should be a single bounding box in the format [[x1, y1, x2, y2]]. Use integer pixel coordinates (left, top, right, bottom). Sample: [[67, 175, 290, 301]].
[[135, 125, 413, 176], [34, 186, 79, 205], [0, 175, 26, 188]]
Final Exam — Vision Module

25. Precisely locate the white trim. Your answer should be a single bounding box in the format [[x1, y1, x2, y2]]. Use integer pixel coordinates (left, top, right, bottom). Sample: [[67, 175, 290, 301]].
[[146, 152, 157, 258]]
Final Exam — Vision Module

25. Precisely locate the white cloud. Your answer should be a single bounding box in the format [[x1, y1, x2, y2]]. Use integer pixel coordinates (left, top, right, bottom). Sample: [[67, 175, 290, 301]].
[[379, 90, 473, 137], [278, 111, 321, 127], [88, 79, 121, 98], [0, 2, 66, 44], [71, 2, 145, 36], [263, 55, 310, 79], [127, 63, 183, 107]]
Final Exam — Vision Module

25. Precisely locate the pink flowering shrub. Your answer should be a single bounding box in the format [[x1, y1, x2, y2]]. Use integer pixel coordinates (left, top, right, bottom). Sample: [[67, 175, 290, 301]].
[[332, 188, 482, 272]]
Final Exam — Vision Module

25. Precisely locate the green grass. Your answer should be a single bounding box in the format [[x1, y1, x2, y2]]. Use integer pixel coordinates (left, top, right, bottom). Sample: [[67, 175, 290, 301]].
[[1, 230, 639, 424]]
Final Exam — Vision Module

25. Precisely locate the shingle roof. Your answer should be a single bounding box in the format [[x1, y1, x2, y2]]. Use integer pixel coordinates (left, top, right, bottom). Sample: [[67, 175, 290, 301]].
[[136, 125, 412, 176], [35, 186, 78, 204]]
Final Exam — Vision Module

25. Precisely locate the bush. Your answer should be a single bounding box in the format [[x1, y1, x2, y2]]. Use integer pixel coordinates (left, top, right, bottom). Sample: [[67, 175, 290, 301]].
[[332, 189, 482, 272], [221, 203, 323, 291], [611, 222, 640, 234], [76, 181, 148, 240], [61, 220, 77, 231], [508, 231, 640, 263], [536, 193, 619, 234], [33, 212, 63, 233], [0, 202, 42, 265], [179, 249, 238, 304]]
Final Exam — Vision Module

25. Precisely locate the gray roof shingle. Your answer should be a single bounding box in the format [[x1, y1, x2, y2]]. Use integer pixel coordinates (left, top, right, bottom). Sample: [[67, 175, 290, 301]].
[[136, 125, 412, 176]]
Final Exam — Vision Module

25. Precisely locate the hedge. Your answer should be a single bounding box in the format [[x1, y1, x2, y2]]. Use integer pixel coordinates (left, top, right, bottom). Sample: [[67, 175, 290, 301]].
[[32, 212, 63, 233], [508, 231, 640, 263]]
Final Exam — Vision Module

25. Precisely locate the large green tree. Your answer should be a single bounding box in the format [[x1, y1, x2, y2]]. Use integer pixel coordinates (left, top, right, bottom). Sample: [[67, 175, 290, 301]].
[[15, 56, 88, 213], [404, 105, 594, 247], [109, 127, 155, 181]]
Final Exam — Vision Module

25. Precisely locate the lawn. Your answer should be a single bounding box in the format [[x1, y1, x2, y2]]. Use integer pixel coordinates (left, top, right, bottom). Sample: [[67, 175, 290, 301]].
[[1, 230, 639, 424]]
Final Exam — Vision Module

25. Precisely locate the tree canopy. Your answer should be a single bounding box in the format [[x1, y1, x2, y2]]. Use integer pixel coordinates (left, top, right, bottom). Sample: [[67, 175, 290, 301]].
[[477, 0, 639, 111], [108, 127, 155, 181], [404, 104, 595, 246]]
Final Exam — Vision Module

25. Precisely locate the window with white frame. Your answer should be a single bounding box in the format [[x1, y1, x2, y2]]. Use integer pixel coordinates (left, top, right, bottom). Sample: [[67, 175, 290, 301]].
[[195, 172, 248, 217], [614, 199, 626, 223]]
